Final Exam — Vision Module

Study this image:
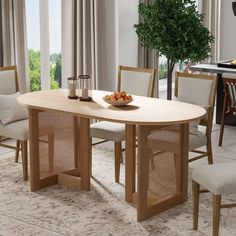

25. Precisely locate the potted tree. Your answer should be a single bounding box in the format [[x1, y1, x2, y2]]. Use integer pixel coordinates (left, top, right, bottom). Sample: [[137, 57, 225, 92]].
[[134, 0, 214, 100]]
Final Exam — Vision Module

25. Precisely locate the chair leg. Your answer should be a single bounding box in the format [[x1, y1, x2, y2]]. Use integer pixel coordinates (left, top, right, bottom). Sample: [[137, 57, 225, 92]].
[[206, 138, 213, 164], [192, 180, 200, 230], [114, 142, 122, 183], [21, 141, 28, 181], [48, 134, 54, 172], [90, 137, 92, 177], [213, 195, 221, 236], [120, 151, 124, 164], [15, 140, 20, 163], [218, 92, 227, 146]]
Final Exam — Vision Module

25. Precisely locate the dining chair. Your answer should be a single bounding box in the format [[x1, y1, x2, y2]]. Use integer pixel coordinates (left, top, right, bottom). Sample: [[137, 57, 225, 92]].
[[0, 66, 54, 180], [148, 72, 217, 164], [192, 162, 236, 236], [90, 65, 156, 183], [218, 78, 236, 146]]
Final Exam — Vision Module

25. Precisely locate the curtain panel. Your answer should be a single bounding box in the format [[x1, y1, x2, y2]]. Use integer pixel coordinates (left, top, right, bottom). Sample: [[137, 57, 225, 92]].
[[199, 0, 221, 62], [138, 0, 159, 97], [0, 0, 29, 93], [62, 0, 117, 91]]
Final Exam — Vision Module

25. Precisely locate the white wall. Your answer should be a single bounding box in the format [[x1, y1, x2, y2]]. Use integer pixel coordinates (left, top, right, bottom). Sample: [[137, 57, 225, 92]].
[[96, 0, 118, 91], [118, 0, 139, 67], [220, 1, 236, 60], [97, 0, 139, 91]]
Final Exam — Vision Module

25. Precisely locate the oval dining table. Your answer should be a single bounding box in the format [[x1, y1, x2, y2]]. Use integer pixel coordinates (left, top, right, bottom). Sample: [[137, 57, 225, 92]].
[[18, 89, 206, 222]]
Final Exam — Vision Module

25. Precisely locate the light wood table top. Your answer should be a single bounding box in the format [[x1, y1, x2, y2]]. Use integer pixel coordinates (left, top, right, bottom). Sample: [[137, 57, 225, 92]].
[[18, 89, 206, 125]]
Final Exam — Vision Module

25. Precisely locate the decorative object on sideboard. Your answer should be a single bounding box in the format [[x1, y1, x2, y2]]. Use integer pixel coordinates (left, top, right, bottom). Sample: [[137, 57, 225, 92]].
[[67, 77, 78, 99], [78, 75, 92, 101]]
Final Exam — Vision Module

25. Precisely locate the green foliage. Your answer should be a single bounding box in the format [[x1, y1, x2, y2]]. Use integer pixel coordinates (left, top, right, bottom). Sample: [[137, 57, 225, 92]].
[[54, 54, 62, 87], [134, 0, 214, 98], [134, 0, 214, 64], [159, 62, 167, 80], [28, 49, 41, 91], [28, 49, 61, 91]]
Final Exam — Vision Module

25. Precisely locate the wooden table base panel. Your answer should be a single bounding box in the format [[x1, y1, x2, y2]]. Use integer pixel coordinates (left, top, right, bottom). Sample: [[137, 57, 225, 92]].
[[29, 109, 90, 191], [29, 108, 41, 191], [125, 124, 136, 203], [78, 117, 91, 191], [137, 125, 150, 221], [137, 124, 189, 222]]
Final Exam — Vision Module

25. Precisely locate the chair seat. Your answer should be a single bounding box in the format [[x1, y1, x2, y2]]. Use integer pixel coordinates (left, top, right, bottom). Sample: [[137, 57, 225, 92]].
[[147, 128, 206, 152], [90, 121, 125, 142], [192, 162, 236, 195], [189, 130, 207, 151], [0, 119, 54, 141]]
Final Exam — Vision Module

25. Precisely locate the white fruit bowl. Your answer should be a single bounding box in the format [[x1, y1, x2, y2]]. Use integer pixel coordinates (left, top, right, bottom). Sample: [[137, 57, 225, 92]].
[[103, 97, 133, 107]]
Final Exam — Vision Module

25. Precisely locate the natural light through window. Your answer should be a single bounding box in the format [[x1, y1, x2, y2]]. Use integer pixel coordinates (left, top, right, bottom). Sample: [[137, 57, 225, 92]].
[[26, 0, 41, 91], [49, 0, 61, 89], [26, 0, 61, 91]]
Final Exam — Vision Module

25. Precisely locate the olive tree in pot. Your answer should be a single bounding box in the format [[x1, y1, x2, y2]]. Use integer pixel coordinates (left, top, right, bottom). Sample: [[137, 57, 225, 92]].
[[134, 0, 214, 100]]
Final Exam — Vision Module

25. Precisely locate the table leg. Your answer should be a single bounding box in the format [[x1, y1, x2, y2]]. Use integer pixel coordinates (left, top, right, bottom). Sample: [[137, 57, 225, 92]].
[[125, 124, 136, 203], [216, 73, 223, 124], [74, 116, 79, 169], [180, 123, 189, 202], [137, 125, 149, 221], [78, 117, 91, 191], [28, 108, 40, 191]]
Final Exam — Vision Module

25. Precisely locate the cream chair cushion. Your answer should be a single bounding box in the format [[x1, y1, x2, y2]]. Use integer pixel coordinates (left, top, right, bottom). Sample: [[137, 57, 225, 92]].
[[0, 69, 17, 95], [0, 92, 28, 124], [192, 162, 236, 195], [147, 127, 207, 153], [90, 121, 125, 142], [0, 119, 29, 140], [120, 70, 153, 96], [177, 77, 211, 148], [178, 77, 213, 106], [189, 131, 207, 151], [0, 119, 54, 141]]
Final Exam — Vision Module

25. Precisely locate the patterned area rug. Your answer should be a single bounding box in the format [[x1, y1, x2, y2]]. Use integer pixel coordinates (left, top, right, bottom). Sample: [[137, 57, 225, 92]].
[[0, 146, 236, 236]]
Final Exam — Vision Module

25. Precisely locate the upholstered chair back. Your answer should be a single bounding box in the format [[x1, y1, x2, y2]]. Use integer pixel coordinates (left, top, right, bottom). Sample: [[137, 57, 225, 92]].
[[117, 66, 156, 97], [175, 72, 217, 132], [178, 76, 214, 107], [0, 66, 18, 95]]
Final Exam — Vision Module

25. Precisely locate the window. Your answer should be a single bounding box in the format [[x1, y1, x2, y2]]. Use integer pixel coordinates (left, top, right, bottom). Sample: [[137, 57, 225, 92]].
[[26, 0, 61, 91]]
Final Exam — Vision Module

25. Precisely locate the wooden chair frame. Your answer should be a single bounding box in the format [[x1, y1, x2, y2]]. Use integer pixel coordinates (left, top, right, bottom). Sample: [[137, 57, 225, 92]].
[[218, 78, 236, 146], [0, 67, 22, 155], [192, 180, 236, 236], [0, 66, 54, 180], [91, 65, 156, 183], [117, 65, 156, 97], [175, 72, 218, 164]]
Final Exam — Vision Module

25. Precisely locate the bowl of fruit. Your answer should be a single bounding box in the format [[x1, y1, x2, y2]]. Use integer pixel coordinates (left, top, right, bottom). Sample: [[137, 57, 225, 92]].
[[103, 91, 133, 106]]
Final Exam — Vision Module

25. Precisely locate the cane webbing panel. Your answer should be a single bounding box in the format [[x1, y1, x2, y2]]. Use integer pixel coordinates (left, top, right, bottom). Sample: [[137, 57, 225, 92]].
[[147, 125, 181, 203], [38, 111, 75, 179]]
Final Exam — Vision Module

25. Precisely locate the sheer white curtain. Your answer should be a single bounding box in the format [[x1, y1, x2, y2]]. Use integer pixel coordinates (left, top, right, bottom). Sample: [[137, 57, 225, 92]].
[[0, 0, 29, 93], [61, 0, 117, 91], [199, 0, 221, 62]]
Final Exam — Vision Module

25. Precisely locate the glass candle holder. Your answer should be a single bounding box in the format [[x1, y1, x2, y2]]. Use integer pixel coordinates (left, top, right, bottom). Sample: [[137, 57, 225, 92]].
[[67, 77, 78, 99], [78, 75, 92, 101]]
